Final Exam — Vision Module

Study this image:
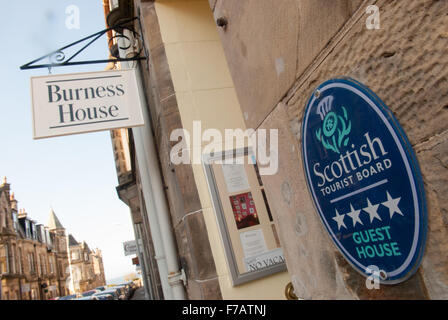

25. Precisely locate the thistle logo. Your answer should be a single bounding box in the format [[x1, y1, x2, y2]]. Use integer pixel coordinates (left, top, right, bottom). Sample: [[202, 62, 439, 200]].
[[315, 96, 351, 154]]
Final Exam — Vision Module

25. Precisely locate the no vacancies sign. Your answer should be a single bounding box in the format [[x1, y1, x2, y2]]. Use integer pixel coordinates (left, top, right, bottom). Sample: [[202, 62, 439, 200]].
[[31, 69, 144, 139], [302, 78, 427, 284]]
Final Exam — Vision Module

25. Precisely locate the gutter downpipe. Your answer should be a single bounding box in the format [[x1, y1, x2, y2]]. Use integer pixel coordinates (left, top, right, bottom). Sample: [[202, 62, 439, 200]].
[[133, 223, 153, 300], [109, 1, 186, 300], [103, 0, 152, 300], [108, 1, 172, 299], [129, 113, 173, 300]]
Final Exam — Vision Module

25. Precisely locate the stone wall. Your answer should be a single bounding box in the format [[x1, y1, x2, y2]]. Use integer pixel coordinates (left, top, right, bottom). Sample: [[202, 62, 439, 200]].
[[136, 0, 222, 300], [211, 0, 448, 299]]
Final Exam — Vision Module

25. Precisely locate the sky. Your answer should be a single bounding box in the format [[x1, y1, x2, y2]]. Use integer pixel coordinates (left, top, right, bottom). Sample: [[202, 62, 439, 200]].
[[0, 1, 136, 280]]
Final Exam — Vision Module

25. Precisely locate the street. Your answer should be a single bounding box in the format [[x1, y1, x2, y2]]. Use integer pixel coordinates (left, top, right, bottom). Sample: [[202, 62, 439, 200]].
[[130, 287, 147, 300]]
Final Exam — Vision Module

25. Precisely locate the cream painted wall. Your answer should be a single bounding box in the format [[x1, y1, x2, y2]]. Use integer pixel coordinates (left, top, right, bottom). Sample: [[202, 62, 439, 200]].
[[155, 0, 290, 300]]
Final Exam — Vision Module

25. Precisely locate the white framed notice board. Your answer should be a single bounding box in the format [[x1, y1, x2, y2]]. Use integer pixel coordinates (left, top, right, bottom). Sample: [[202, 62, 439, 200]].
[[203, 148, 286, 286]]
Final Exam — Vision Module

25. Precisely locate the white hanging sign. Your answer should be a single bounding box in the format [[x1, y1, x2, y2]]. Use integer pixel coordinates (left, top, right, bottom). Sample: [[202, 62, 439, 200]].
[[123, 240, 137, 256], [30, 69, 144, 139], [123, 239, 143, 256]]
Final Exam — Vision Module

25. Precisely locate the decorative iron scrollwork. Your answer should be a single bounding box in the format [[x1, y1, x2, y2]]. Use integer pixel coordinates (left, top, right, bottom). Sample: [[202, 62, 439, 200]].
[[108, 29, 142, 60], [20, 17, 147, 70], [49, 50, 66, 64]]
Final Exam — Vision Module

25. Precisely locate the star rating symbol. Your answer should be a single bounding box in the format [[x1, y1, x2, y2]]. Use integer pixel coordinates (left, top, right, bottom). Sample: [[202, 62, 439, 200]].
[[331, 191, 404, 231], [363, 198, 382, 223], [346, 204, 363, 227], [332, 209, 346, 231], [382, 191, 403, 219]]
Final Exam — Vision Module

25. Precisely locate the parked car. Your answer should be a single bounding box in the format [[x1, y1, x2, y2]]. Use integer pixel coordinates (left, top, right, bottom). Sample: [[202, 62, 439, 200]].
[[95, 286, 107, 292], [114, 286, 128, 300], [115, 284, 129, 298], [114, 285, 129, 300], [93, 289, 119, 300], [120, 282, 136, 296], [81, 289, 100, 297], [58, 294, 78, 300], [122, 282, 136, 297], [94, 293, 114, 300], [76, 296, 99, 300]]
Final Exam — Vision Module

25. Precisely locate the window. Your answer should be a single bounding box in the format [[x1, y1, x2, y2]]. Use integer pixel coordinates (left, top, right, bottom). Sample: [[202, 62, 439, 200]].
[[18, 248, 23, 274], [41, 228, 46, 244], [25, 220, 31, 238], [0, 210, 5, 230], [0, 245, 9, 274], [59, 238, 66, 252], [40, 254, 47, 275], [45, 229, 52, 247], [71, 250, 80, 261], [49, 257, 54, 274], [31, 223, 37, 240], [12, 212, 18, 231], [59, 262, 65, 277], [10, 244, 16, 274], [28, 253, 36, 274], [37, 254, 41, 276]]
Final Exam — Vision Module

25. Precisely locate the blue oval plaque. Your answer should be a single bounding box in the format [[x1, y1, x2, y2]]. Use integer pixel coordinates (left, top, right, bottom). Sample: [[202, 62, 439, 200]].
[[301, 78, 427, 284]]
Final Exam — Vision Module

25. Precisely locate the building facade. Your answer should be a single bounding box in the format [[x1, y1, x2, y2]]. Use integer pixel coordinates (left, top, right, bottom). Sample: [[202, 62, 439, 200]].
[[0, 178, 70, 299], [207, 0, 448, 300], [0, 178, 106, 299], [103, 0, 448, 300], [109, 126, 164, 300], [106, 0, 288, 300], [67, 235, 106, 294]]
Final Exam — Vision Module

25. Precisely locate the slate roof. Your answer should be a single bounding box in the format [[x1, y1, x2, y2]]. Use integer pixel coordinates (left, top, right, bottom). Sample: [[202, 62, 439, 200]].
[[47, 208, 64, 230], [68, 234, 79, 246], [82, 241, 92, 254]]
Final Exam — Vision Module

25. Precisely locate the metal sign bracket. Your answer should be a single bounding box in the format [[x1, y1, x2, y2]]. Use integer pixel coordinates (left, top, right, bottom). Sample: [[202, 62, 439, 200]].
[[20, 17, 147, 70]]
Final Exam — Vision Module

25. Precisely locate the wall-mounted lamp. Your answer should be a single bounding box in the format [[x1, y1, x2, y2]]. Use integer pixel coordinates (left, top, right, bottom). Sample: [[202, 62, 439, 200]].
[[107, 0, 135, 33]]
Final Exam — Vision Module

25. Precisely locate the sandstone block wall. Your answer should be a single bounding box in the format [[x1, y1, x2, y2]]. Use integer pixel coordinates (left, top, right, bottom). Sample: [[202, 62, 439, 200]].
[[212, 0, 448, 299], [136, 0, 222, 299]]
